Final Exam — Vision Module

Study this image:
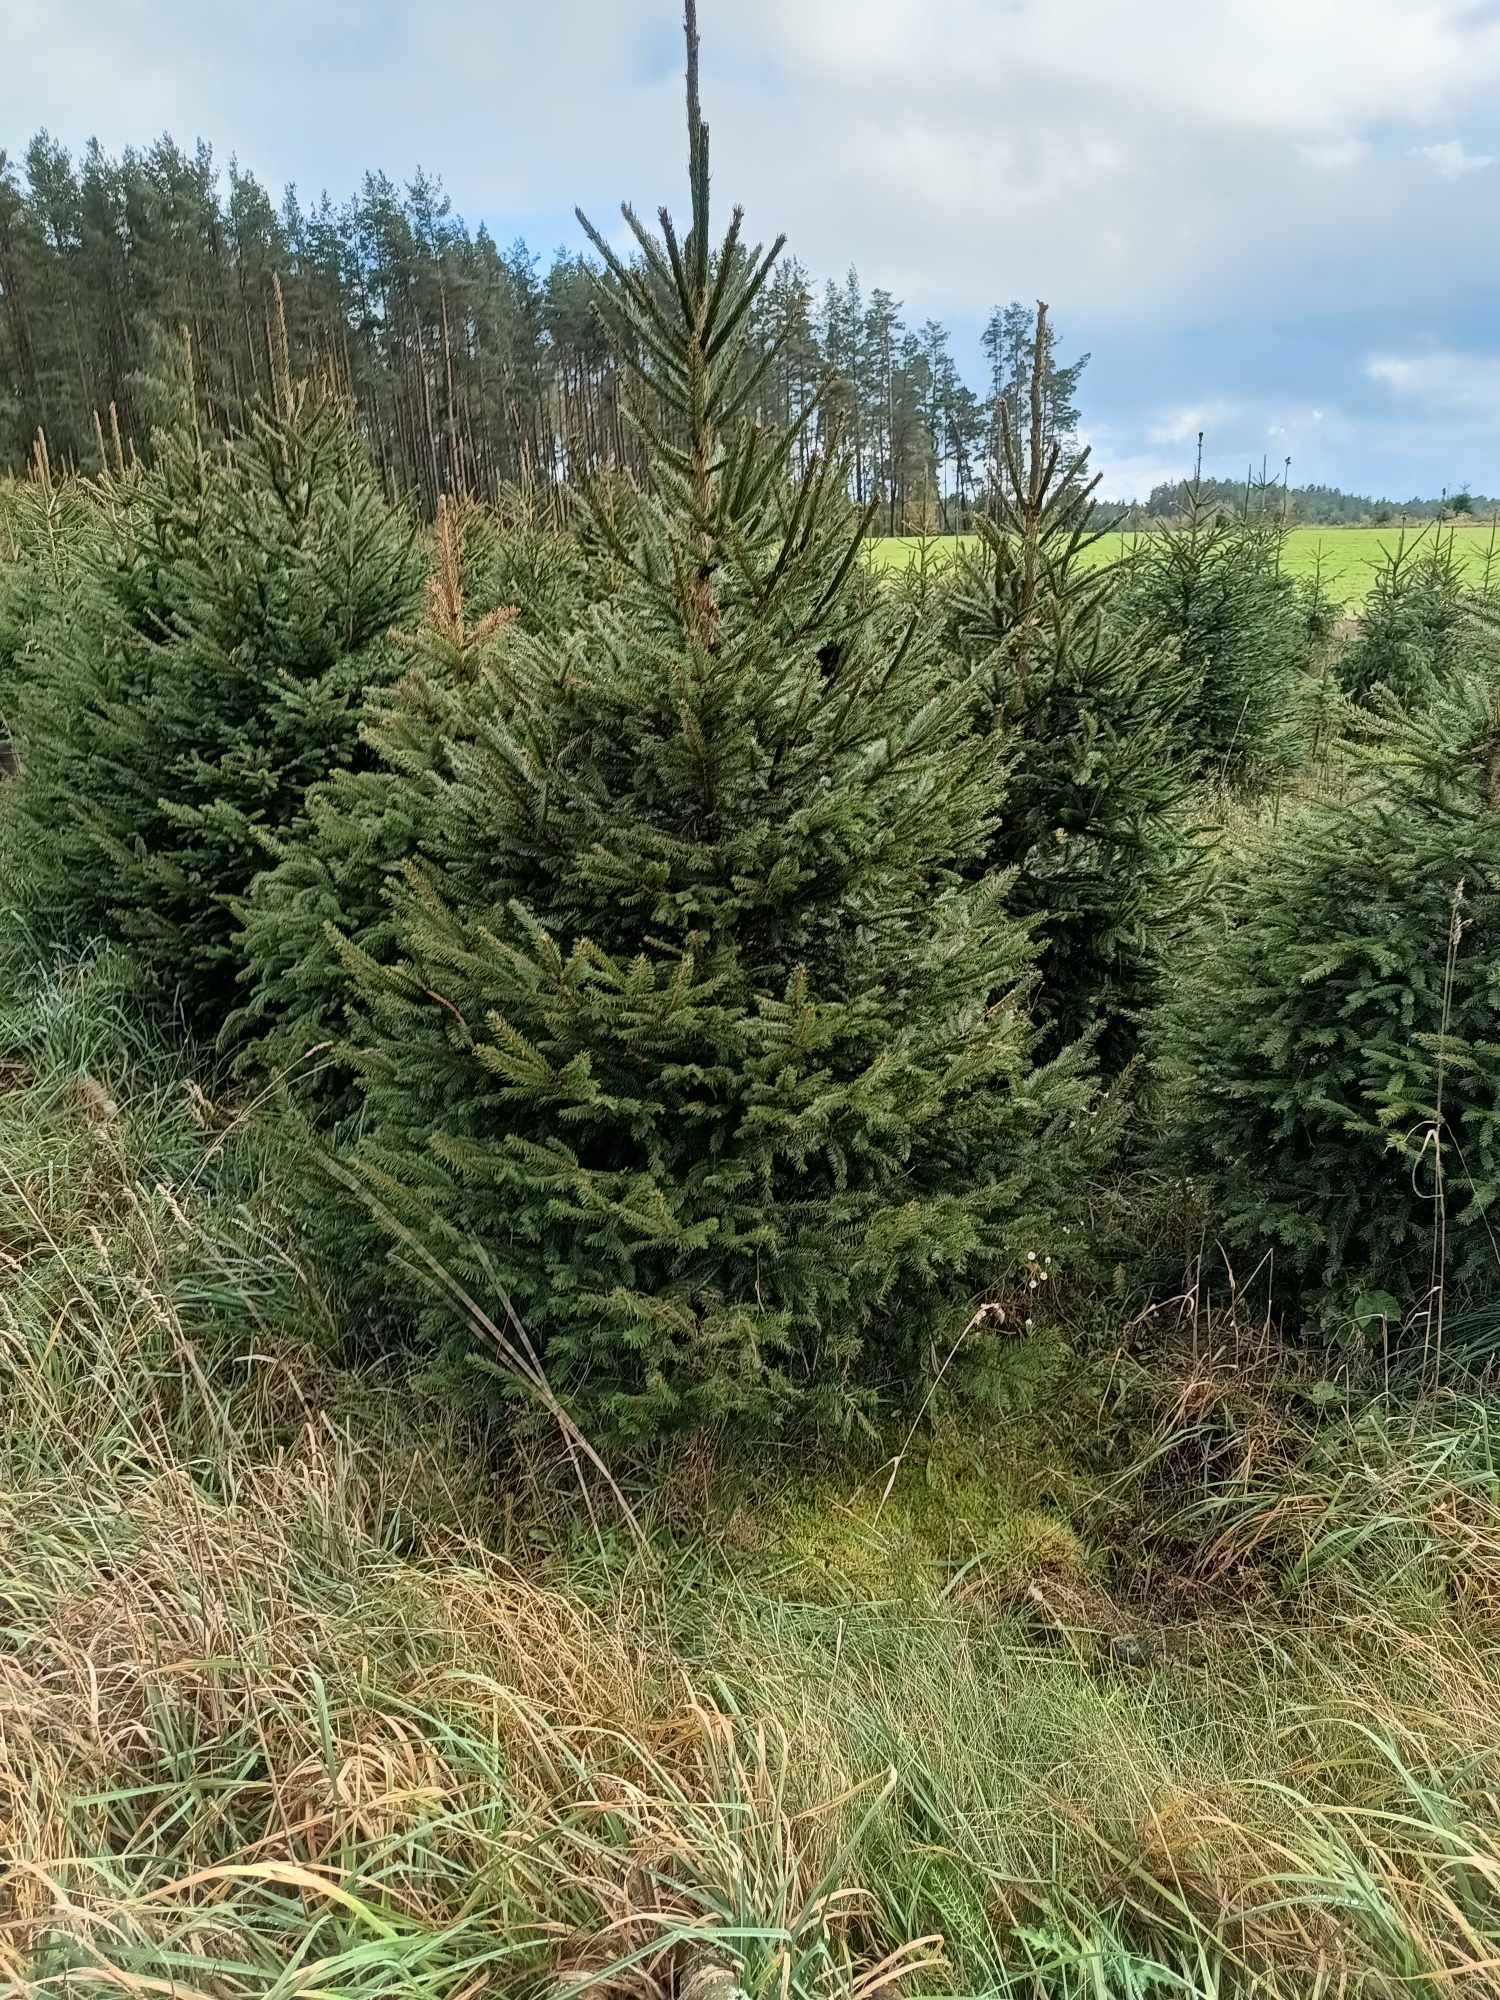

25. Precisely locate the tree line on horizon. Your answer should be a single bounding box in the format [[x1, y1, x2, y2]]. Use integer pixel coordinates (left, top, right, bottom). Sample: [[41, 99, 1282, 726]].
[[1126, 471, 1497, 528], [0, 129, 1089, 528], [0, 129, 1479, 532]]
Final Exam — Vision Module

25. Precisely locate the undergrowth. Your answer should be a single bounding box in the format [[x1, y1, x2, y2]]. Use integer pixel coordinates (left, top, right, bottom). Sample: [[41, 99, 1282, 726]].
[[4, 928, 1500, 1997]]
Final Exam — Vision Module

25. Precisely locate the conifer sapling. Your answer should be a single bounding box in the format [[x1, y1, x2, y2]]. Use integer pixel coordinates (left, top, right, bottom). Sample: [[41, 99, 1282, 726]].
[[943, 308, 1200, 1071], [14, 314, 422, 1035], [332, 2, 1091, 1440]]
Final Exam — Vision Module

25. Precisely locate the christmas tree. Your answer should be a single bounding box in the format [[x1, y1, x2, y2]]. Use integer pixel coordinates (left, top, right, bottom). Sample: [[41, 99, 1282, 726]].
[[331, 4, 1091, 1439], [233, 490, 586, 1104], [1120, 446, 1309, 789], [0, 432, 110, 760], [14, 323, 422, 1036], [943, 307, 1200, 1072], [1160, 666, 1500, 1327], [1339, 526, 1475, 711]]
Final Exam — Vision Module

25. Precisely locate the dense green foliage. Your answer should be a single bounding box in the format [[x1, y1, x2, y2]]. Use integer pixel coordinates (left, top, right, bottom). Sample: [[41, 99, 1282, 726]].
[[1119, 483, 1310, 787], [11, 363, 421, 1035], [232, 491, 586, 1098], [0, 444, 102, 728], [1161, 673, 1500, 1322], [941, 353, 1199, 1071], [8, 13, 1500, 1991], [5, 3, 1499, 1430], [1339, 526, 1479, 709], [308, 72, 1091, 1439]]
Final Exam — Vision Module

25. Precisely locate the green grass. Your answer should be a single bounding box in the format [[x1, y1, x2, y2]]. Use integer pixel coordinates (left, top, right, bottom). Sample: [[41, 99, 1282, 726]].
[[4, 922, 1500, 1995], [869, 520, 1500, 608]]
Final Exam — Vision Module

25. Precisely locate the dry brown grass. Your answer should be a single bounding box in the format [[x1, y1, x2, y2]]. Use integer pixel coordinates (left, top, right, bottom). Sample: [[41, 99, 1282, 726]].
[[5, 947, 1500, 1996]]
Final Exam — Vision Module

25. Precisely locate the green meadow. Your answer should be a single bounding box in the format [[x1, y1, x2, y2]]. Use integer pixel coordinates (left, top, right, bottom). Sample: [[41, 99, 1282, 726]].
[[870, 519, 1500, 607]]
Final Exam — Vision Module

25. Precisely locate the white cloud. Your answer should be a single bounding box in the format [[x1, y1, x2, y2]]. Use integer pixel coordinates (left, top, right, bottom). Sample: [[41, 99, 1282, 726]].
[[1368, 356, 1428, 393], [1367, 350, 1500, 420], [1080, 434, 1194, 501], [1115, 397, 1352, 497], [764, 0, 1500, 135], [1301, 137, 1369, 170], [1412, 138, 1496, 177], [3, 0, 1500, 325], [1147, 401, 1241, 446]]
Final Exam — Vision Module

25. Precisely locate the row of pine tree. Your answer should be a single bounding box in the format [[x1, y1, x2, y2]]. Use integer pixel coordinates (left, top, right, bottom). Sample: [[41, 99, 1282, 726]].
[[0, 128, 1082, 529], [2, 15, 1496, 1437]]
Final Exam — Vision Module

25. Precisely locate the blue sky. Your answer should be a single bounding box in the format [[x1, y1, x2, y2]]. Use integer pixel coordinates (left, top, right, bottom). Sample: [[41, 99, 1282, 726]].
[[6, 0, 1500, 499]]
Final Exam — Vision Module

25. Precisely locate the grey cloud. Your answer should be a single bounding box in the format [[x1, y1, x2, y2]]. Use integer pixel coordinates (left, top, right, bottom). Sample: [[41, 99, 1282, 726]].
[[3, 0, 1496, 316]]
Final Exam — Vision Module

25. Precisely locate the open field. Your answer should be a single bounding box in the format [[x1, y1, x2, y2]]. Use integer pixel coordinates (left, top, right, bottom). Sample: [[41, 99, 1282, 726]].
[[870, 520, 1500, 607]]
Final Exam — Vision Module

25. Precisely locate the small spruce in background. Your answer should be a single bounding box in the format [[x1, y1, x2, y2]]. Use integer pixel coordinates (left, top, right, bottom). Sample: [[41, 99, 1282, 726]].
[[232, 489, 585, 1106], [12, 305, 422, 1036], [1159, 664, 1500, 1338], [942, 305, 1201, 1074], [1119, 435, 1310, 791], [1339, 524, 1476, 712]]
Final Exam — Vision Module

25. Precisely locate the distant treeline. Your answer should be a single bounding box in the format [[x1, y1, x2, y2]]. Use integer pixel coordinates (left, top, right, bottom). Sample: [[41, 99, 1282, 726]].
[[1116, 474, 1495, 527], [0, 131, 1091, 527]]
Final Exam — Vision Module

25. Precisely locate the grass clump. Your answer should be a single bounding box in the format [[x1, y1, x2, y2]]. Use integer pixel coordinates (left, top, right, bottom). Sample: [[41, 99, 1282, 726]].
[[0, 932, 925, 1999], [766, 1469, 1093, 1615]]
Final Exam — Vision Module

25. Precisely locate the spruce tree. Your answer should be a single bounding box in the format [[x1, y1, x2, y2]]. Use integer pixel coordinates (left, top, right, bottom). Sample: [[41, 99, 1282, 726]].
[[233, 490, 586, 1103], [331, 7, 1091, 1440], [13, 329, 422, 1035], [942, 308, 1200, 1072], [1120, 446, 1309, 788], [1339, 526, 1474, 711], [1159, 667, 1500, 1325], [0, 435, 107, 749]]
